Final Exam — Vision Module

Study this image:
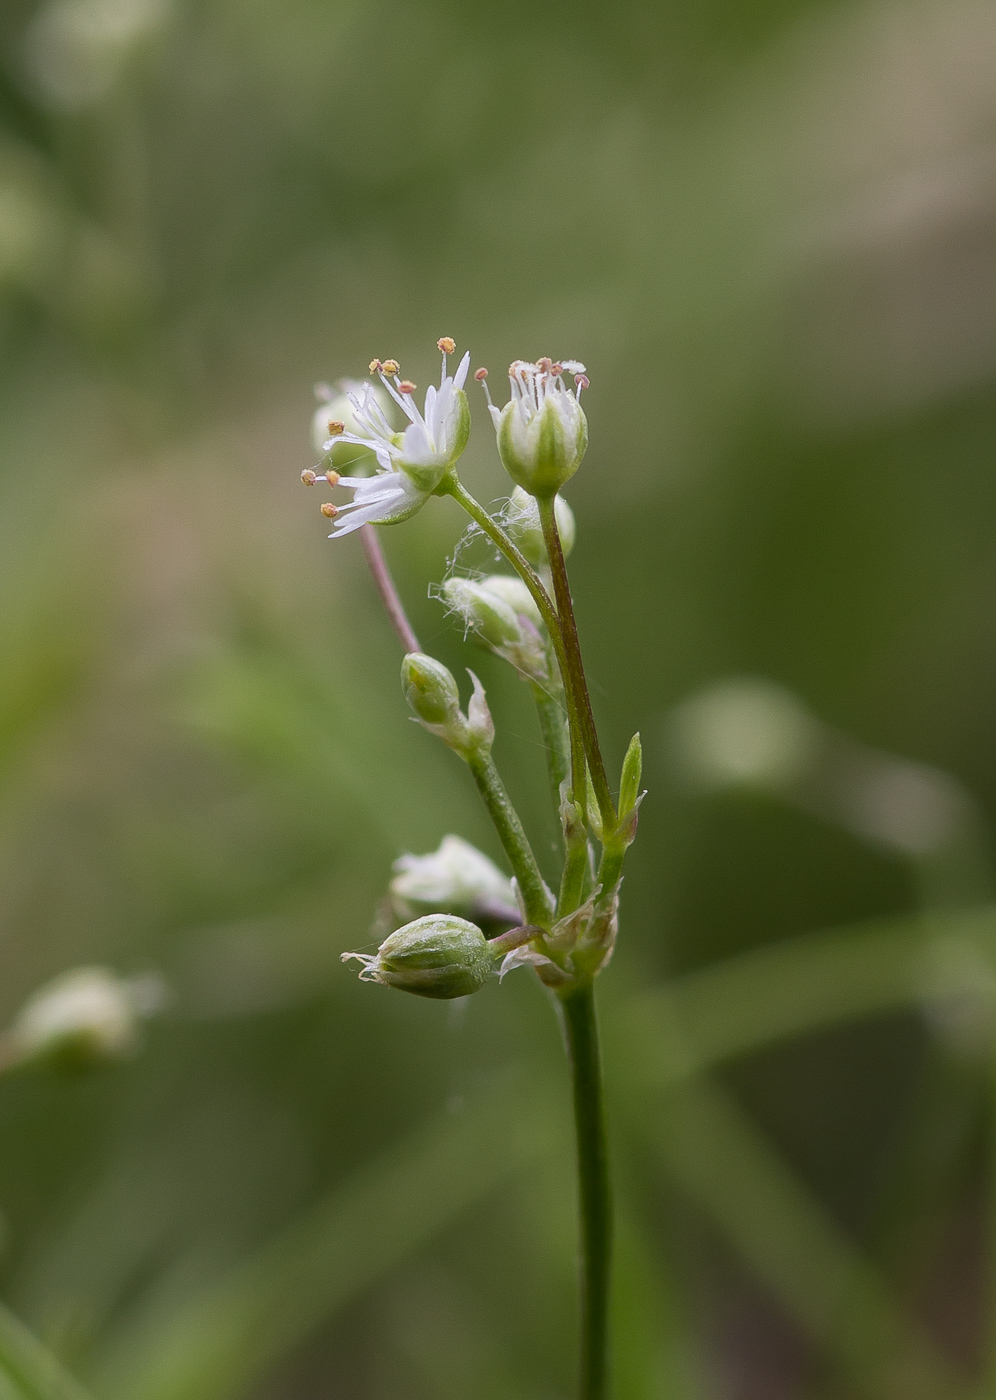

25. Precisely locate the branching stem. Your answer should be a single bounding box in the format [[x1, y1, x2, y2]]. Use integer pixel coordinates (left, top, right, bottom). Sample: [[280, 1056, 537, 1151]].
[[359, 524, 421, 654]]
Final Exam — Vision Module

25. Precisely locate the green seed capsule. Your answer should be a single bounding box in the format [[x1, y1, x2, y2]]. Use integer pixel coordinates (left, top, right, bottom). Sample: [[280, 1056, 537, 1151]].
[[342, 915, 497, 999]]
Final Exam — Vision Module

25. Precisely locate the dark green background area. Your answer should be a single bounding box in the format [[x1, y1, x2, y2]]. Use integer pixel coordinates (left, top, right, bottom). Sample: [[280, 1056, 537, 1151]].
[[0, 0, 993, 1396]]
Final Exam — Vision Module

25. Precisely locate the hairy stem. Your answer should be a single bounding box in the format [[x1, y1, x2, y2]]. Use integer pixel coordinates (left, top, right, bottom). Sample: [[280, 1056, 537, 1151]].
[[443, 478, 588, 820], [466, 748, 554, 928], [538, 497, 615, 832], [560, 982, 612, 1400], [359, 524, 421, 654]]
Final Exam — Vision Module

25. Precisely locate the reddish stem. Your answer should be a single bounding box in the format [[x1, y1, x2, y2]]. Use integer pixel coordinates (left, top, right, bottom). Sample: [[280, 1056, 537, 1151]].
[[359, 525, 422, 655]]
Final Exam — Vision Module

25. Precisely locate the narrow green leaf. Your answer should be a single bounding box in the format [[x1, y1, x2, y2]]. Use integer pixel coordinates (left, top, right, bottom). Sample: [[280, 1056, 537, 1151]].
[[0, 1301, 91, 1400]]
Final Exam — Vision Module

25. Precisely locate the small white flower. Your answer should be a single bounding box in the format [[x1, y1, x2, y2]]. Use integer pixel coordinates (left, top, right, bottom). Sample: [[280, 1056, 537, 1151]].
[[5, 966, 165, 1067], [480, 357, 588, 498], [390, 834, 517, 917], [313, 341, 471, 537]]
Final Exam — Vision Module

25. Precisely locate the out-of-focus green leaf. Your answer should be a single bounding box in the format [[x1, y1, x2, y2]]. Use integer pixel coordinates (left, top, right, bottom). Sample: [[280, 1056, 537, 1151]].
[[0, 1301, 91, 1400], [97, 1079, 555, 1400]]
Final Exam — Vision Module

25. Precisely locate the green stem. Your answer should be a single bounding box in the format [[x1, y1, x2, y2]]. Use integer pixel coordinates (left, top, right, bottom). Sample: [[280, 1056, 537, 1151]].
[[442, 477, 588, 818], [560, 982, 612, 1400], [466, 748, 554, 928], [530, 679, 570, 821], [538, 496, 616, 833]]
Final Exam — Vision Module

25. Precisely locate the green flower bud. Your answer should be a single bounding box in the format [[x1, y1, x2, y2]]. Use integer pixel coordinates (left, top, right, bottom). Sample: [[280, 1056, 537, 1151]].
[[493, 360, 588, 498], [342, 914, 497, 999], [402, 652, 461, 727], [504, 487, 576, 569], [442, 578, 521, 650], [477, 572, 544, 627], [401, 653, 494, 757]]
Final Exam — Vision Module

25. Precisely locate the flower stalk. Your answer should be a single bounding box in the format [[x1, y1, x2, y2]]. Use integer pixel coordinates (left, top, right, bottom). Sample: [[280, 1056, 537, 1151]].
[[310, 341, 641, 1400]]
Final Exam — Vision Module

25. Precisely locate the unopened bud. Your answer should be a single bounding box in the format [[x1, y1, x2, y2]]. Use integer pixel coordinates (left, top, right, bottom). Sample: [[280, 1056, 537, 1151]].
[[402, 652, 462, 727], [342, 915, 497, 999], [505, 487, 575, 568], [3, 967, 163, 1071], [442, 578, 521, 651]]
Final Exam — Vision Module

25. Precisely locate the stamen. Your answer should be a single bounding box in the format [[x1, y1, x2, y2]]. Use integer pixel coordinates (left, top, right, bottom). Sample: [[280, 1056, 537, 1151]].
[[575, 374, 589, 397], [368, 359, 382, 374], [320, 502, 338, 519], [437, 337, 456, 354], [326, 420, 345, 435], [474, 367, 494, 408], [398, 380, 417, 394], [325, 469, 340, 486], [381, 359, 400, 376], [301, 469, 318, 486], [551, 362, 564, 376], [538, 357, 553, 374]]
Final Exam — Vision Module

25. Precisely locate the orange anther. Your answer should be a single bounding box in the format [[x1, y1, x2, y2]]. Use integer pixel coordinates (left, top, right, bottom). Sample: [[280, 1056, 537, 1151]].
[[368, 359, 382, 374], [301, 469, 318, 485], [320, 502, 338, 519], [474, 367, 488, 381], [381, 359, 400, 375], [326, 419, 345, 435], [398, 380, 416, 394], [325, 469, 340, 486], [437, 337, 456, 354]]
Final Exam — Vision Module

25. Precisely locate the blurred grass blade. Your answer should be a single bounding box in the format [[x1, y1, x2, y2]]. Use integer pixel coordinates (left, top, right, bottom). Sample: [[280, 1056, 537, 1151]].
[[0, 1301, 91, 1400], [632, 1076, 957, 1400], [100, 1080, 555, 1400], [620, 905, 996, 1086]]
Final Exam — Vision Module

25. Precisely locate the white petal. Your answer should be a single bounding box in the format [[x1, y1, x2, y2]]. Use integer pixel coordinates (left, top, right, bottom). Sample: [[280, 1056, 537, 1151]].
[[453, 350, 471, 390]]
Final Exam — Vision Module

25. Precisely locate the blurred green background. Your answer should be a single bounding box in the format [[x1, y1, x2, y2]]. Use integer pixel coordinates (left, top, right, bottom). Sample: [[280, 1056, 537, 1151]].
[[1, 0, 996, 1396]]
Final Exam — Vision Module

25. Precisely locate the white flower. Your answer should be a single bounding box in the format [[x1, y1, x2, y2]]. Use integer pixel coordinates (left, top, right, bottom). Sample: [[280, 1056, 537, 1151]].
[[5, 966, 165, 1067], [482, 357, 588, 497], [313, 341, 471, 537], [390, 834, 517, 918]]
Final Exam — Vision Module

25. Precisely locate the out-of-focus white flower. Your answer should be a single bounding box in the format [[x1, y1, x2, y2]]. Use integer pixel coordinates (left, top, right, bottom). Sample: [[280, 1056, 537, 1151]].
[[669, 678, 820, 793], [310, 378, 391, 461], [4, 966, 165, 1070], [310, 340, 471, 537], [390, 834, 517, 918], [23, 0, 169, 112], [480, 357, 588, 498]]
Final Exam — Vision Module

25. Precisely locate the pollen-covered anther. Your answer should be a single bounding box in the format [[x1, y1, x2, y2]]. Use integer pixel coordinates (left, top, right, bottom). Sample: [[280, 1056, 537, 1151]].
[[368, 359, 382, 374], [326, 420, 345, 436], [551, 363, 564, 376], [398, 380, 417, 394], [474, 367, 488, 381], [301, 469, 318, 486], [576, 374, 590, 391], [437, 337, 456, 354], [537, 357, 554, 374], [320, 502, 338, 519], [381, 359, 400, 376], [324, 469, 340, 486]]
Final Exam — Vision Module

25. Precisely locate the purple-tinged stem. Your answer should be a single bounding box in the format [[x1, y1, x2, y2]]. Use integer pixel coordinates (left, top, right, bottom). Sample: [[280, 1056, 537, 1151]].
[[359, 524, 421, 655]]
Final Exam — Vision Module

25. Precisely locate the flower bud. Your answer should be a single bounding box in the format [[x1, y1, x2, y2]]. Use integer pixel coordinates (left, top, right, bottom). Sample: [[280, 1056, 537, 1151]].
[[3, 967, 163, 1071], [476, 572, 543, 627], [402, 652, 462, 728], [495, 362, 588, 498], [390, 835, 517, 921], [504, 487, 575, 568], [441, 577, 548, 684], [442, 578, 521, 650], [342, 915, 497, 999], [401, 654, 494, 757]]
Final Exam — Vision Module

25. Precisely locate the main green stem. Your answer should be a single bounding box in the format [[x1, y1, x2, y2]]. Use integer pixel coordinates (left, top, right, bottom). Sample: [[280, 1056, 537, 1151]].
[[538, 496, 616, 832], [561, 982, 612, 1400]]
